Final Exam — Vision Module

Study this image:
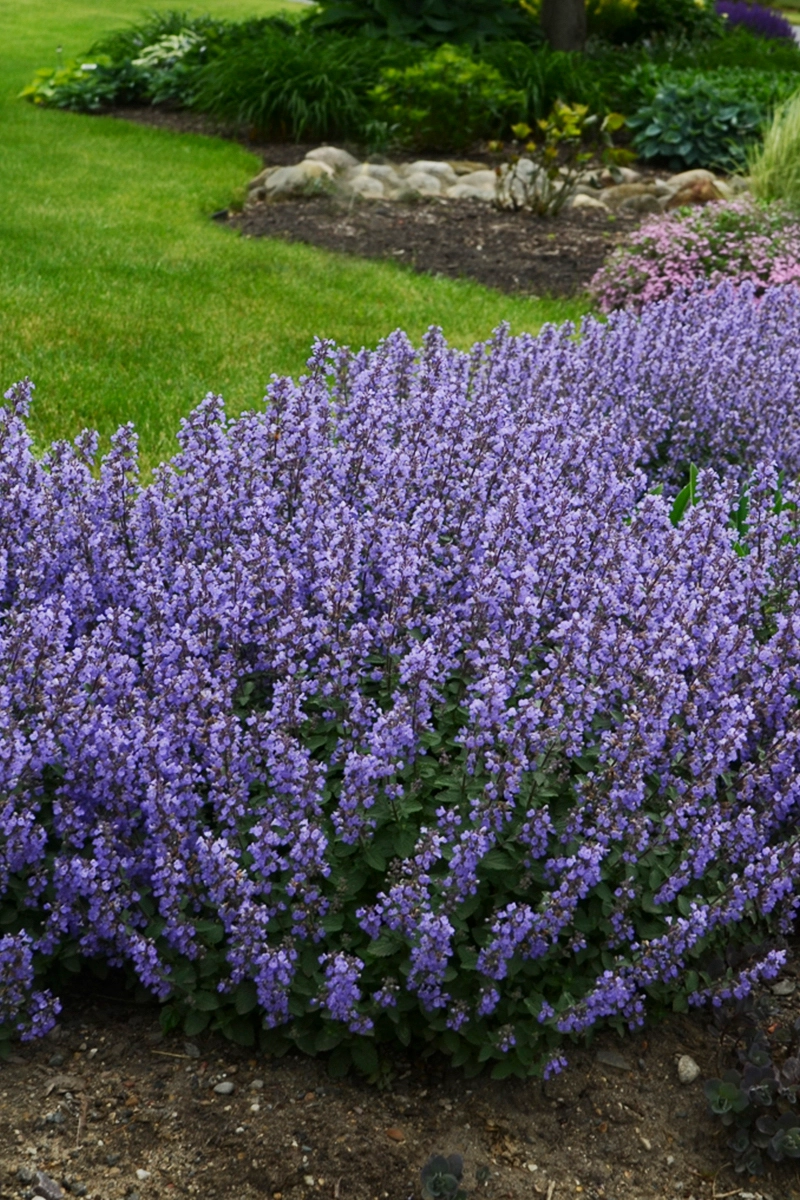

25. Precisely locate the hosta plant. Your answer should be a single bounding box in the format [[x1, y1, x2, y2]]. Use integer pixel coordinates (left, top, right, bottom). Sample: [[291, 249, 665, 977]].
[[5, 287, 800, 1079], [589, 197, 800, 311]]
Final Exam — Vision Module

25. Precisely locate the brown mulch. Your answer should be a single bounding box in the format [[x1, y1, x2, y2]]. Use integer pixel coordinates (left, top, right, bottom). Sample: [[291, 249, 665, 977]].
[[100, 107, 641, 298], [229, 197, 640, 299]]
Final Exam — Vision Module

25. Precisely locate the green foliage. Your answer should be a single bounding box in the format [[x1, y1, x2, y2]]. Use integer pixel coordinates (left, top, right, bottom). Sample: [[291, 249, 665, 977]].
[[481, 39, 610, 123], [309, 0, 539, 47], [19, 57, 141, 111], [587, 0, 722, 42], [369, 43, 524, 150], [750, 90, 800, 213], [421, 1154, 467, 1200], [193, 22, 410, 141], [686, 22, 800, 71], [19, 12, 238, 113], [498, 103, 628, 216], [627, 70, 795, 170], [705, 1014, 800, 1175]]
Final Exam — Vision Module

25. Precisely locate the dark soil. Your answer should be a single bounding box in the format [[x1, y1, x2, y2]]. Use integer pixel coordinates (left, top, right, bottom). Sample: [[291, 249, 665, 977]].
[[230, 198, 639, 299], [3, 971, 800, 1200], [100, 108, 641, 298]]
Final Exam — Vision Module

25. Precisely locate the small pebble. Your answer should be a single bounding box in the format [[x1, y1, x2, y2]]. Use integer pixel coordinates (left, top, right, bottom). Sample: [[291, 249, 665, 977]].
[[17, 1168, 36, 1184], [772, 978, 796, 996], [105, 1156, 120, 1167], [385, 1127, 405, 1142], [303, 1177, 315, 1187], [250, 1103, 261, 1113], [135, 1169, 151, 1181], [32, 1171, 64, 1200], [214, 1081, 235, 1095], [595, 1048, 632, 1073], [677, 1055, 700, 1085], [183, 1042, 200, 1058], [640, 1135, 652, 1151], [249, 1079, 265, 1091], [47, 1054, 65, 1068]]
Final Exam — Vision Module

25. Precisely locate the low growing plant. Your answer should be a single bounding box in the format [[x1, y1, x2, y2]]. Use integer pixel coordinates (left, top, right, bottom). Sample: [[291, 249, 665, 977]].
[[705, 1014, 800, 1174], [192, 22, 410, 142], [589, 197, 800, 311], [627, 70, 793, 170], [421, 1154, 467, 1200], [5, 287, 800, 1076], [310, 0, 538, 45]]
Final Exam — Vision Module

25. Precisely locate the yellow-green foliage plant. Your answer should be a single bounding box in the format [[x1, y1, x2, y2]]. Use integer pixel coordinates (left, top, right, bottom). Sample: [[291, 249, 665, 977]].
[[749, 88, 800, 212]]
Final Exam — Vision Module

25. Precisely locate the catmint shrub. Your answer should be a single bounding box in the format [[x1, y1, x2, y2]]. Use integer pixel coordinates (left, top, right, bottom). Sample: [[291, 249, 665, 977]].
[[589, 198, 800, 312], [716, 1, 795, 42], [4, 289, 800, 1076]]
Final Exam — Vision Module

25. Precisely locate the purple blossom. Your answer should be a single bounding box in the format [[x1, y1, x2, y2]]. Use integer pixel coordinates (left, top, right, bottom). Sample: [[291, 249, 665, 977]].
[[716, 1, 795, 40], [3, 290, 800, 1067]]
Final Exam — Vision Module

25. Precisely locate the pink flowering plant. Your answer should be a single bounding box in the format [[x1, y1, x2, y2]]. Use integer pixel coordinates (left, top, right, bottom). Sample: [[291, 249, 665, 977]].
[[5, 285, 800, 1079], [590, 198, 800, 313]]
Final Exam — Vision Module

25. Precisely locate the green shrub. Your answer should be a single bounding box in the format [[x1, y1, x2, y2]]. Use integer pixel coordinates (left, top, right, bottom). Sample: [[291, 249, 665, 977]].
[[369, 44, 525, 150], [587, 0, 722, 42], [19, 58, 140, 111], [628, 70, 798, 170], [20, 12, 240, 113], [750, 89, 800, 212], [309, 0, 540, 46]]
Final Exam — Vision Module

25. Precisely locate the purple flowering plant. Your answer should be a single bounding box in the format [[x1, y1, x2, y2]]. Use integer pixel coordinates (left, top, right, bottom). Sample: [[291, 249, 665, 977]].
[[4, 284, 800, 1079], [716, 1, 795, 41], [590, 198, 800, 313]]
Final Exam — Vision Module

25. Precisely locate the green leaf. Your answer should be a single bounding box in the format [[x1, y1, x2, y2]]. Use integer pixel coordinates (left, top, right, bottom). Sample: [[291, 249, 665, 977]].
[[327, 1044, 352, 1078], [366, 932, 404, 958], [670, 463, 698, 526], [183, 1008, 211, 1036], [192, 989, 222, 1012], [235, 980, 259, 1016], [351, 1036, 379, 1076], [364, 844, 386, 872], [481, 848, 515, 871], [220, 1015, 256, 1047], [195, 920, 225, 945]]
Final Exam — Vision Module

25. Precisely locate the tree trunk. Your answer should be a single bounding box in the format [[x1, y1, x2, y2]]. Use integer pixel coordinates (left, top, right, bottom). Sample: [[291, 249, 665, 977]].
[[540, 0, 587, 50]]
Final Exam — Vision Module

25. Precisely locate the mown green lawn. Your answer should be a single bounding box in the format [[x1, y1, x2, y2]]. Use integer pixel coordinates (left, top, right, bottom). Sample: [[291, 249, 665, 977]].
[[1, 0, 591, 470]]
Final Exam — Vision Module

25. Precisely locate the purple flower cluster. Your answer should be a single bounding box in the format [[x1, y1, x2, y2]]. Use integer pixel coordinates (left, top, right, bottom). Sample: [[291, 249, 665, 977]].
[[4, 285, 800, 1070], [716, 0, 795, 40], [590, 199, 800, 313]]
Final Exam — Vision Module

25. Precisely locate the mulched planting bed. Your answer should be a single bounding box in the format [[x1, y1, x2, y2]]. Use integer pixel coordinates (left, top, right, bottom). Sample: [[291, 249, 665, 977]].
[[98, 108, 641, 297], [229, 198, 641, 299], [2, 968, 800, 1200]]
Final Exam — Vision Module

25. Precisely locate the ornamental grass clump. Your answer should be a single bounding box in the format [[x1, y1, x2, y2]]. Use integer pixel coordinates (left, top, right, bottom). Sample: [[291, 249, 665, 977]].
[[750, 90, 800, 213], [589, 198, 800, 312], [5, 286, 800, 1077]]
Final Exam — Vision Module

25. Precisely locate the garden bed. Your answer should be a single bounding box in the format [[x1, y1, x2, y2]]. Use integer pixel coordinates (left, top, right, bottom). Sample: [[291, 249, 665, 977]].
[[98, 111, 642, 297], [2, 967, 799, 1200], [229, 196, 640, 299]]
